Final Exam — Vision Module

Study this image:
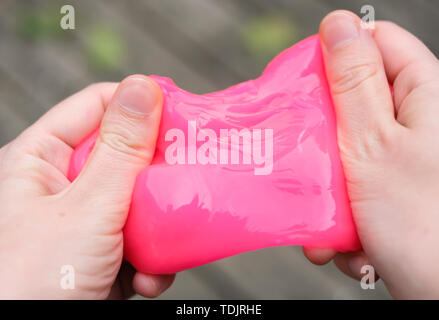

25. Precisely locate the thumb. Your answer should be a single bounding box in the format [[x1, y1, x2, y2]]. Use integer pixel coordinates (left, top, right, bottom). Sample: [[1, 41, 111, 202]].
[[70, 75, 163, 205], [319, 11, 396, 147]]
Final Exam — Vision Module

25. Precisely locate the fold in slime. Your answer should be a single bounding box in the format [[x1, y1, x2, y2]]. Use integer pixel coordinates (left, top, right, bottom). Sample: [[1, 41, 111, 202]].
[[68, 35, 361, 274]]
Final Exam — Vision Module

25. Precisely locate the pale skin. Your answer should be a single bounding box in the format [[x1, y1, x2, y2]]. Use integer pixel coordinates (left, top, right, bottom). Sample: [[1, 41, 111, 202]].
[[0, 10, 438, 299], [304, 11, 439, 299], [0, 75, 175, 299]]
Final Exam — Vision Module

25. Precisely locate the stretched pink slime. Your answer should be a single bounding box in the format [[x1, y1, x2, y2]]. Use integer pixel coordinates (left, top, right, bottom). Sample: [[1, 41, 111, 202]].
[[68, 35, 361, 274]]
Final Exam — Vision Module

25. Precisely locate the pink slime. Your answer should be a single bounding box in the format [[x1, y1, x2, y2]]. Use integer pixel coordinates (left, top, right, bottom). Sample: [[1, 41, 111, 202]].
[[68, 35, 361, 274]]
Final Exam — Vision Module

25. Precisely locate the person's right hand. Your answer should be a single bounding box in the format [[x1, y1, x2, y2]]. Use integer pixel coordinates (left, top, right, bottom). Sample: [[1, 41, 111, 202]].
[[303, 10, 439, 299]]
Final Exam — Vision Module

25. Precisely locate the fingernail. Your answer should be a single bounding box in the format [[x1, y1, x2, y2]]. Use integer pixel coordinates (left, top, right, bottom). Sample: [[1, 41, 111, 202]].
[[321, 12, 359, 51], [117, 77, 159, 115]]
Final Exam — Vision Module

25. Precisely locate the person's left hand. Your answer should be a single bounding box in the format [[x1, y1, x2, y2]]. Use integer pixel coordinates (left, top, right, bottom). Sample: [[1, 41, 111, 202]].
[[0, 75, 175, 299]]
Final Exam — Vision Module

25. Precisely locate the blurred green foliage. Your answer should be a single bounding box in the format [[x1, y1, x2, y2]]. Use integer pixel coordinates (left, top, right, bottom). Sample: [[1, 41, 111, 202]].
[[17, 9, 63, 39], [242, 15, 298, 59], [16, 5, 124, 72], [85, 24, 126, 71]]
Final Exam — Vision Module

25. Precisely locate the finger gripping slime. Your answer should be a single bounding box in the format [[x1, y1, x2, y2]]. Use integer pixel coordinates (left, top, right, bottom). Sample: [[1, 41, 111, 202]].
[[68, 35, 361, 274]]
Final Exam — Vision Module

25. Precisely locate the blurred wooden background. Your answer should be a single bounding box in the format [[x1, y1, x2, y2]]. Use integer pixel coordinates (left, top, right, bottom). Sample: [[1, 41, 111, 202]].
[[1, 0, 438, 299]]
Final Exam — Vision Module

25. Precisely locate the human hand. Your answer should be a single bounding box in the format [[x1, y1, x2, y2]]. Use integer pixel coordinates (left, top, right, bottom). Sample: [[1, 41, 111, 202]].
[[303, 11, 439, 299], [0, 75, 175, 299]]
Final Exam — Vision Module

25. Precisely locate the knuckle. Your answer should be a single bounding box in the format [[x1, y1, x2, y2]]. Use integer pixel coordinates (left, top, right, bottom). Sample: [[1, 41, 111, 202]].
[[118, 103, 154, 121], [338, 124, 397, 162], [359, 131, 387, 160], [331, 61, 380, 95], [99, 125, 153, 162], [363, 127, 396, 160]]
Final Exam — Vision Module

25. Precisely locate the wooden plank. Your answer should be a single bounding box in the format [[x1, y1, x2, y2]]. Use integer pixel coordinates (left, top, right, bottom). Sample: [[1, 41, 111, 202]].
[[156, 270, 223, 300], [0, 69, 41, 125], [83, 0, 219, 94], [0, 9, 91, 113], [140, 0, 261, 81], [141, 246, 390, 299], [194, 246, 390, 299], [0, 103, 28, 146], [221, 0, 330, 37]]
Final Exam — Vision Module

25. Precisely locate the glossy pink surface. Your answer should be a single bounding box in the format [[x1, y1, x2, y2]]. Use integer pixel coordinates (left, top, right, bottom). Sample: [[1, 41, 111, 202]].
[[68, 35, 361, 274]]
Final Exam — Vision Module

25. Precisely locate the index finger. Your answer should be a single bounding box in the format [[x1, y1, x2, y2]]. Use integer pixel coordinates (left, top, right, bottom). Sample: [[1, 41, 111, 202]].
[[373, 21, 439, 111], [33, 82, 118, 148]]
